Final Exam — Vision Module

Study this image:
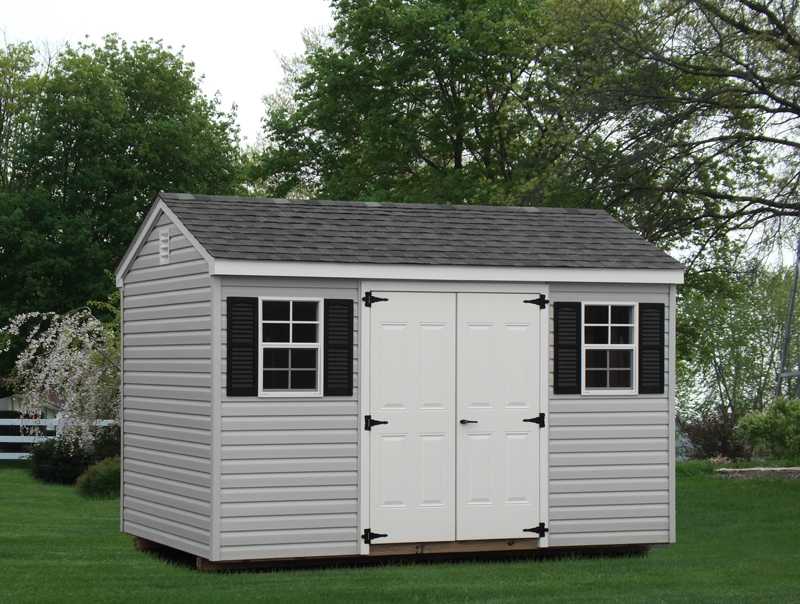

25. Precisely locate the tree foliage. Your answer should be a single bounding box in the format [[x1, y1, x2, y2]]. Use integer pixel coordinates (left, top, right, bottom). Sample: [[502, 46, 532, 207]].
[[548, 0, 800, 248], [0, 42, 42, 190], [0, 36, 242, 324], [255, 1, 610, 209]]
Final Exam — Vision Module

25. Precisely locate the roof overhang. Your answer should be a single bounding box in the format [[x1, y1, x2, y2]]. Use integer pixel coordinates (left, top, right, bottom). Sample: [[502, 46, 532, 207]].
[[210, 259, 685, 285]]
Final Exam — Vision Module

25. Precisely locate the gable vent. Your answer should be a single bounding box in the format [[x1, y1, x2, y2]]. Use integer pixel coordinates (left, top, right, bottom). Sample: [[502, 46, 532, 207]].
[[158, 228, 171, 264]]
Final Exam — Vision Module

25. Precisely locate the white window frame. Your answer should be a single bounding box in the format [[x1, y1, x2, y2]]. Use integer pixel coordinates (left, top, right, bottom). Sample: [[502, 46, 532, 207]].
[[258, 296, 324, 398], [581, 301, 638, 396]]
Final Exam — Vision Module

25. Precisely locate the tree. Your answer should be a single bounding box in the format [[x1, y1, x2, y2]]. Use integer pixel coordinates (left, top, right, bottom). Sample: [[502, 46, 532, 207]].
[[677, 257, 799, 455], [254, 0, 610, 209], [0, 308, 119, 449], [256, 0, 800, 260], [0, 35, 243, 324], [547, 0, 800, 248]]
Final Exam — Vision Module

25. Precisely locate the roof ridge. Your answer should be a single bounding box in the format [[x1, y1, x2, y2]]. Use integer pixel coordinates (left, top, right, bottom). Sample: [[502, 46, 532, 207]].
[[158, 192, 609, 214]]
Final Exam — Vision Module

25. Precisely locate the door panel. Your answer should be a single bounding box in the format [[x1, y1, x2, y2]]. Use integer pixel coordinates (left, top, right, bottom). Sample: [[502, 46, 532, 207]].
[[456, 293, 542, 540], [369, 292, 456, 543]]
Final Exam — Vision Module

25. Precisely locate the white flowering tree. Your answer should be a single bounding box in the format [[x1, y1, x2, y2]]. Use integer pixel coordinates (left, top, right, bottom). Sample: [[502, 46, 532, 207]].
[[0, 309, 119, 449]]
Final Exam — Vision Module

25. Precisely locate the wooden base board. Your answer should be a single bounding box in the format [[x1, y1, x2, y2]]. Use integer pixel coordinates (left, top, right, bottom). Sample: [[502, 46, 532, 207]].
[[193, 540, 538, 572], [369, 538, 540, 556]]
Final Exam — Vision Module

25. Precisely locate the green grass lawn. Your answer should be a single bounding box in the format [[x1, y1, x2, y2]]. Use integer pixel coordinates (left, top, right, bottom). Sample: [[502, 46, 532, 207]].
[[1, 462, 798, 604]]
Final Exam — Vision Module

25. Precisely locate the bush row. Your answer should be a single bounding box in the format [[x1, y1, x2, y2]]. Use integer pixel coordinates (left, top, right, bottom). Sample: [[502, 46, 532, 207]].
[[681, 399, 800, 461], [29, 425, 120, 497]]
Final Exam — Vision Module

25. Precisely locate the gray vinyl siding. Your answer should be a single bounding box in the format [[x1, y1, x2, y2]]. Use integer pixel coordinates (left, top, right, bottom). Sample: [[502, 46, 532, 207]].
[[218, 277, 360, 561], [548, 283, 673, 547], [121, 211, 214, 558]]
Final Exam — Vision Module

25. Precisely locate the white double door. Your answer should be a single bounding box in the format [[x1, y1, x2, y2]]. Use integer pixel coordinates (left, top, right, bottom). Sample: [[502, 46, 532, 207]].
[[368, 291, 544, 543]]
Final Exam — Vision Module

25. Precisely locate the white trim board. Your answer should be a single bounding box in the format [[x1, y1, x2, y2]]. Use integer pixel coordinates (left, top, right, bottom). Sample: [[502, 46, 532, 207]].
[[213, 260, 684, 285], [358, 281, 371, 555]]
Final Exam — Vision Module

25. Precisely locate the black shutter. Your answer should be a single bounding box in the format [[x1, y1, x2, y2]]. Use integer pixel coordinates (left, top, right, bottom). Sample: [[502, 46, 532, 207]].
[[639, 303, 665, 394], [554, 302, 581, 395], [226, 297, 258, 396], [324, 299, 354, 396]]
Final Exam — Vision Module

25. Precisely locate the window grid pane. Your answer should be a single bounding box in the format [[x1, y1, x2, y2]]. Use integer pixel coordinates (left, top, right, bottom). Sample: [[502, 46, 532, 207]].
[[586, 370, 608, 388], [291, 370, 317, 389], [263, 348, 289, 369], [585, 326, 609, 344], [292, 323, 318, 343], [263, 370, 289, 389], [262, 300, 289, 321], [292, 301, 318, 322], [585, 305, 609, 324], [611, 305, 633, 324], [610, 326, 633, 345], [609, 370, 632, 388]]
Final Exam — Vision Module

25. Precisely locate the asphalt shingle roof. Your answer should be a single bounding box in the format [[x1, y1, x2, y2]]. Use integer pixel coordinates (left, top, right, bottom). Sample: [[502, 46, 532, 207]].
[[159, 192, 683, 270]]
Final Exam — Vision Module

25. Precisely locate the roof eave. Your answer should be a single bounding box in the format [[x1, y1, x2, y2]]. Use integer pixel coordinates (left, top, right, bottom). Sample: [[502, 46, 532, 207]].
[[210, 258, 685, 285]]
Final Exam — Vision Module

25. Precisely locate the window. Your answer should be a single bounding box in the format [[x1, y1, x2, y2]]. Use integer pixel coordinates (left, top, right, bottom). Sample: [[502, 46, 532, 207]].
[[259, 298, 322, 396], [582, 303, 636, 394]]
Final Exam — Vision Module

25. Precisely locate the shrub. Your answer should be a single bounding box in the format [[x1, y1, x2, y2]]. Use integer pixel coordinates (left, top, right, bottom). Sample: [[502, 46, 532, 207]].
[[30, 438, 93, 484], [737, 399, 800, 460], [92, 424, 120, 461], [76, 456, 120, 498], [27, 424, 119, 485], [679, 414, 748, 459]]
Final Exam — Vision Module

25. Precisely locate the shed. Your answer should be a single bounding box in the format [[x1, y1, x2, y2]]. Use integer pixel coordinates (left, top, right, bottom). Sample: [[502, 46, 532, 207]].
[[115, 192, 684, 565]]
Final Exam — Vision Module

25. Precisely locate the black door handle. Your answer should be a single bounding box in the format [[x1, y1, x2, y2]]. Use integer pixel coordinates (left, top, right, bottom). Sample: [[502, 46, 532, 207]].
[[459, 419, 478, 425]]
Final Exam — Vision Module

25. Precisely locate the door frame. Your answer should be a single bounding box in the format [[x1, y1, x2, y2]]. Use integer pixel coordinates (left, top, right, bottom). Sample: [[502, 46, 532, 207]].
[[358, 280, 550, 554]]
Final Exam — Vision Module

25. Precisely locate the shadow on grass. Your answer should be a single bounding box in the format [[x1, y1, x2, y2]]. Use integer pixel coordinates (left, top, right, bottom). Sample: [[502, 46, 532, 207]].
[[138, 540, 650, 574]]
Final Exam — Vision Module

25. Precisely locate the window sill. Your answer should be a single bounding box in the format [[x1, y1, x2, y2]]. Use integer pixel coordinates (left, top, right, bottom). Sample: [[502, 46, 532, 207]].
[[581, 389, 637, 396], [258, 391, 323, 398]]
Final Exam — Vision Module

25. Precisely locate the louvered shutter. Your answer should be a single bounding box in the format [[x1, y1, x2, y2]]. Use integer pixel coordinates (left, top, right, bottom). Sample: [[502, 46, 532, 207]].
[[638, 303, 665, 394], [554, 302, 581, 395], [226, 297, 258, 396], [324, 299, 354, 396]]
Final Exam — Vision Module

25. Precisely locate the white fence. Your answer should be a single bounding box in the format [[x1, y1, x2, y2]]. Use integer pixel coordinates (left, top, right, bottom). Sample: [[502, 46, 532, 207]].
[[0, 418, 115, 460]]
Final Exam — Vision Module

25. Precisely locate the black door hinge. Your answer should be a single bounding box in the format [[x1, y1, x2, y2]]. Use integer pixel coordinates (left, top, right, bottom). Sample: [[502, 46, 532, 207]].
[[523, 523, 549, 538], [362, 528, 388, 544], [524, 294, 549, 309], [362, 291, 389, 307], [523, 412, 546, 428], [364, 414, 389, 431]]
